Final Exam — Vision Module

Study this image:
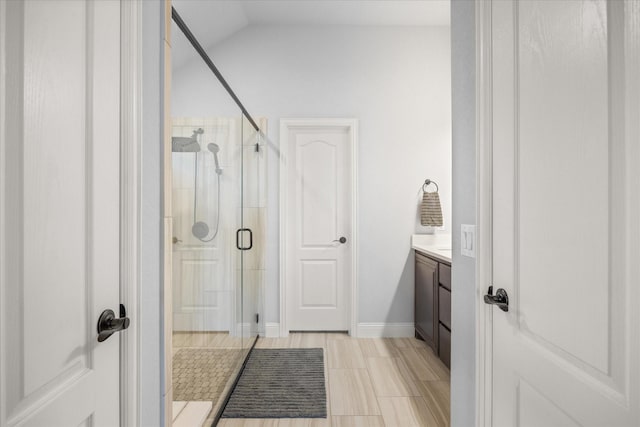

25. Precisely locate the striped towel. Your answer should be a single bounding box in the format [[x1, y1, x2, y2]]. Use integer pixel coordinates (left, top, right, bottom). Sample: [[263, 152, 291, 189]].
[[421, 191, 443, 227]]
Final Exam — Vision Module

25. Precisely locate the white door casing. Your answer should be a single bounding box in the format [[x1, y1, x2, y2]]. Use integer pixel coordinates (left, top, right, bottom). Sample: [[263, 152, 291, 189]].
[[478, 1, 640, 426], [0, 1, 122, 426], [280, 119, 358, 335]]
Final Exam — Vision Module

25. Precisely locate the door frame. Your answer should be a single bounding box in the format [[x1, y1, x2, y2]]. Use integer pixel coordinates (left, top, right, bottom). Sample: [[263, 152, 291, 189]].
[[120, 1, 143, 426], [475, 1, 493, 426], [279, 118, 359, 338]]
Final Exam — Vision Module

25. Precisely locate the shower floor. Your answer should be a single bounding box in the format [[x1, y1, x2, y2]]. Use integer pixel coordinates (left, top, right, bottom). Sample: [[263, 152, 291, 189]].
[[172, 332, 252, 426], [173, 347, 241, 401]]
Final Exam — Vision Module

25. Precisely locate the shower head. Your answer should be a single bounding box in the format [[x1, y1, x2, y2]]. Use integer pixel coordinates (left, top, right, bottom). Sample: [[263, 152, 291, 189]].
[[192, 221, 210, 239], [207, 143, 223, 175], [171, 128, 205, 152], [172, 136, 200, 152]]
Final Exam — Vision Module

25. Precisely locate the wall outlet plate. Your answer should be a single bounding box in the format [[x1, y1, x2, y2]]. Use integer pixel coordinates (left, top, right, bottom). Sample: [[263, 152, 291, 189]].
[[461, 224, 476, 258]]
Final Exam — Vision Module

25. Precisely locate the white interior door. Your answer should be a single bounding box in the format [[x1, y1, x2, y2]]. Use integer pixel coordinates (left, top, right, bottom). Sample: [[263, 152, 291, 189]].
[[282, 119, 355, 332], [1, 1, 122, 426], [487, 1, 640, 426]]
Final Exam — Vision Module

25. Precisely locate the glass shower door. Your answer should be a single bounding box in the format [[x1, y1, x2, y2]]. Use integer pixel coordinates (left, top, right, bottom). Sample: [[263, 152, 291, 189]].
[[238, 114, 265, 349]]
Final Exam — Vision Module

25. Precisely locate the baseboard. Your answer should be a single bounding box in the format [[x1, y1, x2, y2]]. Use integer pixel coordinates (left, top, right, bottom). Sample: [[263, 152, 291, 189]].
[[356, 322, 415, 338], [263, 322, 414, 338], [265, 322, 280, 338]]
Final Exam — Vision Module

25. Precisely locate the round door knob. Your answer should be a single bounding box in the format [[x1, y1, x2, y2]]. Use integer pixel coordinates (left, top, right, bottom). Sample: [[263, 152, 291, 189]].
[[333, 236, 347, 244], [172, 236, 182, 244]]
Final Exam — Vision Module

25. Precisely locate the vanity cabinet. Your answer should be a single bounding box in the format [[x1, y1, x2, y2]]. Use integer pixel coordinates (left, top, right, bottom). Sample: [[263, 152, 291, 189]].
[[415, 251, 451, 368]]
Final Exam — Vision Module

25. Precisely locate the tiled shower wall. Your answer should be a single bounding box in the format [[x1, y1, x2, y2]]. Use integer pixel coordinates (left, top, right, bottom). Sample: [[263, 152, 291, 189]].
[[171, 117, 267, 336]]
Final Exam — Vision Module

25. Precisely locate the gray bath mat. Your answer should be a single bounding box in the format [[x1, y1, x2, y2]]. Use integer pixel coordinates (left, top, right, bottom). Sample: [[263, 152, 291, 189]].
[[221, 348, 327, 419]]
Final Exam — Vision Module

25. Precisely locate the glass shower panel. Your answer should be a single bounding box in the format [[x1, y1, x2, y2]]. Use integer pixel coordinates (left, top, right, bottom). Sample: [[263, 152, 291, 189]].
[[170, 4, 265, 421], [171, 19, 249, 418], [171, 118, 238, 339]]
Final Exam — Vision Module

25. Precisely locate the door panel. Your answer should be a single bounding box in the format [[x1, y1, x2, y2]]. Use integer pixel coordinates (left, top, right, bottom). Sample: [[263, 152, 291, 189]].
[[1, 1, 121, 426], [285, 123, 353, 331], [517, 0, 609, 373], [489, 1, 640, 425], [517, 380, 580, 427], [301, 260, 338, 307], [299, 139, 338, 246]]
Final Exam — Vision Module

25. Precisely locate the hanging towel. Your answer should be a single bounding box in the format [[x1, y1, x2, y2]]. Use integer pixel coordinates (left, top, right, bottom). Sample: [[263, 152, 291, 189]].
[[421, 190, 443, 227]]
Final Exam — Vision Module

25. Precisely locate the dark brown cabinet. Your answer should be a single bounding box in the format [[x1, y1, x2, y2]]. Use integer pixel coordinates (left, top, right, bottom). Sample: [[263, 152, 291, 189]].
[[415, 250, 451, 368], [415, 253, 438, 351]]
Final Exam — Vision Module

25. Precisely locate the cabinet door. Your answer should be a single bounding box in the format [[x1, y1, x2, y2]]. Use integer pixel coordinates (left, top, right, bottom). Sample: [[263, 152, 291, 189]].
[[415, 253, 438, 351]]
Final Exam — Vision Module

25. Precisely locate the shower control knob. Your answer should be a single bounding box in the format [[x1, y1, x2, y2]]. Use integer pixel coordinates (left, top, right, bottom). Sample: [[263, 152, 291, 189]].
[[333, 237, 347, 244]]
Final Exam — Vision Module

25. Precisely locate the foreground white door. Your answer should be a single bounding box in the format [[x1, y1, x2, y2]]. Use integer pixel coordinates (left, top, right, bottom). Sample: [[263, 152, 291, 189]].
[[1, 1, 122, 426], [281, 119, 356, 332], [485, 0, 640, 426]]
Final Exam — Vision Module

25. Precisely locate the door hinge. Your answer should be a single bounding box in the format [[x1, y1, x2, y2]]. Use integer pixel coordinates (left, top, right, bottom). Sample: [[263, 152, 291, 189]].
[[256, 313, 259, 324]]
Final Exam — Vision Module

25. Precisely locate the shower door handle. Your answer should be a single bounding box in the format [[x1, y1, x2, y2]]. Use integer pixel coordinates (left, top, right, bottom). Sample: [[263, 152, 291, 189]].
[[236, 228, 253, 251]]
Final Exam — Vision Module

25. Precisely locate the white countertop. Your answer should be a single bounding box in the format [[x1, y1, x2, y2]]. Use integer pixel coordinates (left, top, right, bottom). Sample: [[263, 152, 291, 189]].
[[412, 234, 452, 263]]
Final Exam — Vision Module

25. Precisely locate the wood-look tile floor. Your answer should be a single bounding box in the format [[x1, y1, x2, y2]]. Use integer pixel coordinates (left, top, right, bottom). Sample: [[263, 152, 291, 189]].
[[218, 333, 450, 427]]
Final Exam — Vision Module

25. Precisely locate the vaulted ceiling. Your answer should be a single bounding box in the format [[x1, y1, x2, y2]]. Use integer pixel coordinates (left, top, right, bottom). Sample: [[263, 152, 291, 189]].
[[171, 0, 450, 68]]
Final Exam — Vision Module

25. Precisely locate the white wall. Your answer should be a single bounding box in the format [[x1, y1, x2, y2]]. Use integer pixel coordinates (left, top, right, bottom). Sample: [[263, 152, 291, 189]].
[[172, 24, 451, 326], [451, 1, 476, 426]]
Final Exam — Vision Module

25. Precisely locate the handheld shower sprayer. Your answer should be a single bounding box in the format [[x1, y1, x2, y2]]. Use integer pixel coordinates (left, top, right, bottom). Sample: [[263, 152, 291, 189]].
[[208, 143, 223, 175], [189, 140, 222, 242]]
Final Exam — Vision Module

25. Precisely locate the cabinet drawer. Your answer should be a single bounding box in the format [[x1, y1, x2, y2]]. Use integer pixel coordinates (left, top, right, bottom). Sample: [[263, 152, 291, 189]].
[[438, 324, 451, 369], [439, 263, 451, 290], [439, 286, 451, 330]]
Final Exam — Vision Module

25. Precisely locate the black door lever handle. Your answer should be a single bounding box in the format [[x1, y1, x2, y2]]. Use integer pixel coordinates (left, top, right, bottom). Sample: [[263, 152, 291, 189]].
[[97, 304, 130, 342], [483, 286, 509, 312]]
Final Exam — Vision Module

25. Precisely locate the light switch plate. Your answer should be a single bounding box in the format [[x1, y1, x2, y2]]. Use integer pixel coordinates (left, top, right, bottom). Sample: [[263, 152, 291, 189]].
[[461, 224, 476, 258]]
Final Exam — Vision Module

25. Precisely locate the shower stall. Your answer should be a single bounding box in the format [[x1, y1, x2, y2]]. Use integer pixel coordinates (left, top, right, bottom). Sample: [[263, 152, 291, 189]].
[[169, 6, 266, 423]]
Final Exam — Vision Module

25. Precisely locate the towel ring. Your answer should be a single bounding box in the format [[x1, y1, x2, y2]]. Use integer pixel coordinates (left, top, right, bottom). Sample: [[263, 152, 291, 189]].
[[422, 179, 439, 193]]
